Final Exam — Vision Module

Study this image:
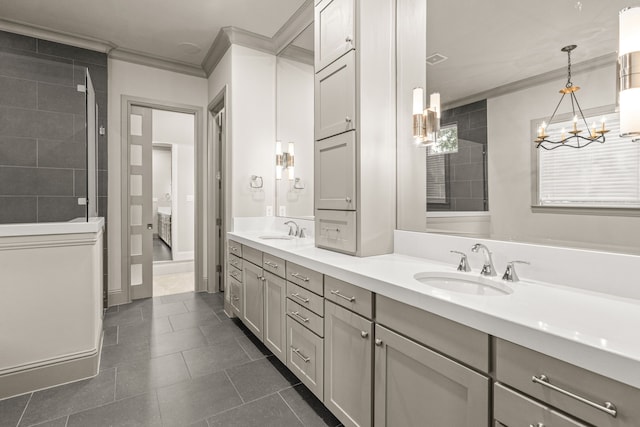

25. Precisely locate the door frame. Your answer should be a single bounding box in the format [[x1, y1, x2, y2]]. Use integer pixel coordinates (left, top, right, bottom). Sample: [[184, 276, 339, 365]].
[[120, 95, 205, 302]]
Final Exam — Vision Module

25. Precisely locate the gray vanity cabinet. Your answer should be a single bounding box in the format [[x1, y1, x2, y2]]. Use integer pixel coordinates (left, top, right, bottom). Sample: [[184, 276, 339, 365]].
[[315, 131, 356, 211], [324, 300, 373, 427], [315, 51, 356, 140], [242, 261, 264, 340], [263, 271, 286, 363], [374, 324, 490, 427], [315, 0, 355, 72]]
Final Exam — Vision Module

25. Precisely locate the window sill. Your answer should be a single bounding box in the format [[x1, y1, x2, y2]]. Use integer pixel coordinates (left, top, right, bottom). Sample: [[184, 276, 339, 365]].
[[531, 205, 640, 217]]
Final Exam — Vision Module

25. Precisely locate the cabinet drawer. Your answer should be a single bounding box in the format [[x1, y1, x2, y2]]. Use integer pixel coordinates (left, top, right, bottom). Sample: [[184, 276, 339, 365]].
[[494, 383, 588, 427], [286, 281, 324, 316], [286, 261, 324, 296], [287, 316, 324, 400], [287, 298, 324, 338], [228, 253, 243, 270], [228, 239, 242, 257], [496, 338, 640, 427], [242, 245, 262, 267], [315, 0, 355, 71], [376, 295, 489, 372], [315, 51, 356, 140], [228, 264, 242, 283], [315, 131, 356, 210], [315, 210, 356, 254], [324, 276, 372, 319], [263, 253, 286, 278], [229, 280, 242, 318]]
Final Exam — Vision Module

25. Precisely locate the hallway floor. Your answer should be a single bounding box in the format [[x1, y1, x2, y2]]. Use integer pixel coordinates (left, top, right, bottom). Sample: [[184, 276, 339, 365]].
[[153, 271, 194, 296], [1, 292, 341, 427]]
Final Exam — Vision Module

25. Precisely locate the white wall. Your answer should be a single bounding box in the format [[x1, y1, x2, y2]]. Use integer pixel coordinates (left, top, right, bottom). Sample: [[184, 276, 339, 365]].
[[107, 59, 207, 293], [276, 57, 314, 218], [488, 63, 640, 253]]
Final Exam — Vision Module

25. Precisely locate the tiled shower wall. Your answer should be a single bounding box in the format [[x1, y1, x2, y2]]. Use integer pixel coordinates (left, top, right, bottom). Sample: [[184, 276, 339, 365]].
[[427, 99, 488, 211], [0, 30, 108, 300]]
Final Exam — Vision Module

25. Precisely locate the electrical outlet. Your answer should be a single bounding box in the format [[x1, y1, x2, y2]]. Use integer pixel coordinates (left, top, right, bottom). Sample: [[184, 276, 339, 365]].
[[77, 198, 87, 206], [266, 205, 273, 216], [279, 206, 286, 216]]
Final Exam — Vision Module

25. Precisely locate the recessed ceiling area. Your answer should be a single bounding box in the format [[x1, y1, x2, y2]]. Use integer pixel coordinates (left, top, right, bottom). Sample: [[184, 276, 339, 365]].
[[0, 0, 306, 66]]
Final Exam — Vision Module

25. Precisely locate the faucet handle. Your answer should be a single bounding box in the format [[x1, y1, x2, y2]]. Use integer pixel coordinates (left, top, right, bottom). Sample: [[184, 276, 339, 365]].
[[284, 221, 297, 236], [450, 250, 471, 272], [502, 260, 530, 282], [299, 227, 307, 238]]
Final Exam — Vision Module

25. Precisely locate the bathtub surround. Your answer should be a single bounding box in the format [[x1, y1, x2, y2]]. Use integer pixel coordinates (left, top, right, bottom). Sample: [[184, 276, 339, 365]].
[[0, 218, 104, 400]]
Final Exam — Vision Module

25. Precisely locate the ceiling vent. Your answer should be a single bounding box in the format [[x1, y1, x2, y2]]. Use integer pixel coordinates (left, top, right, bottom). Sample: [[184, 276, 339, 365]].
[[426, 53, 448, 66]]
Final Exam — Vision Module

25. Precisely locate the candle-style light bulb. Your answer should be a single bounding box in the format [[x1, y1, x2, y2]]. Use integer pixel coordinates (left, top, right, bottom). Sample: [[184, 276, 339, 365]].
[[601, 116, 606, 132], [561, 127, 566, 140], [413, 88, 424, 115], [430, 92, 441, 118], [572, 115, 578, 132], [591, 122, 597, 138]]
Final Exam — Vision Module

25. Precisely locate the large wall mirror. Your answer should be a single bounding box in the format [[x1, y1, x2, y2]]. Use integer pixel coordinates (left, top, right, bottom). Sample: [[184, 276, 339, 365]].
[[275, 23, 314, 219], [398, 0, 640, 255]]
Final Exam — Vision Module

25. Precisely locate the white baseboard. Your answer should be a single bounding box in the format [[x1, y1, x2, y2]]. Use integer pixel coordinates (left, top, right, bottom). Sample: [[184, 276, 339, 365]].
[[172, 251, 194, 261], [153, 260, 194, 276]]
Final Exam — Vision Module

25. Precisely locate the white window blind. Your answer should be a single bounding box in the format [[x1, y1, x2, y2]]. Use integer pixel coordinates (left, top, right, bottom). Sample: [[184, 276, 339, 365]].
[[538, 112, 640, 208]]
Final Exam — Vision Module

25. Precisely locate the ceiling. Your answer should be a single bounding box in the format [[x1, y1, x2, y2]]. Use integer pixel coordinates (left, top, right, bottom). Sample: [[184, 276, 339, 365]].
[[427, 0, 640, 105], [0, 0, 306, 66]]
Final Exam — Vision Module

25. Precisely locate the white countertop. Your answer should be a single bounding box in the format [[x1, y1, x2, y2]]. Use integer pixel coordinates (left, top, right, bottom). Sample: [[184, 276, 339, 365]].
[[229, 230, 640, 389], [0, 217, 105, 237]]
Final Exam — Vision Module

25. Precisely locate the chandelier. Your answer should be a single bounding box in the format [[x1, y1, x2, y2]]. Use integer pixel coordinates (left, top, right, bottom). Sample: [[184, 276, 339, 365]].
[[535, 45, 608, 150]]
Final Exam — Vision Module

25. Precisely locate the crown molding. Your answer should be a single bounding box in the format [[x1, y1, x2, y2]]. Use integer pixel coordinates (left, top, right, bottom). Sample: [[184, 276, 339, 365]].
[[445, 52, 617, 110], [0, 18, 115, 53], [278, 44, 314, 66], [110, 48, 206, 78], [201, 28, 233, 77], [273, 0, 314, 55]]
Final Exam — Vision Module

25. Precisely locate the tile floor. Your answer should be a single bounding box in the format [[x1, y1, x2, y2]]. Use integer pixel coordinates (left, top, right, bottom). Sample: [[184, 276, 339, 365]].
[[1, 292, 342, 427], [153, 272, 194, 297]]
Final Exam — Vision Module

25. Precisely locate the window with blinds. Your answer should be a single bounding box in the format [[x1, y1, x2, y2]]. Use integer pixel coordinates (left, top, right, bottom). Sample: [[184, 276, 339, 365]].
[[537, 111, 640, 208]]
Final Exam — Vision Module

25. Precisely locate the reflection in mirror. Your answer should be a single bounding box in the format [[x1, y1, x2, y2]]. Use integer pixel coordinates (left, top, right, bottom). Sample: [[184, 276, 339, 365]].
[[398, 0, 640, 255], [276, 24, 314, 219]]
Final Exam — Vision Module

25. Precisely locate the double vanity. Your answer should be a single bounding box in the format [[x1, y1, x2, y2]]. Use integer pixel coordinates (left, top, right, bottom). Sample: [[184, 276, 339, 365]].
[[226, 223, 640, 427]]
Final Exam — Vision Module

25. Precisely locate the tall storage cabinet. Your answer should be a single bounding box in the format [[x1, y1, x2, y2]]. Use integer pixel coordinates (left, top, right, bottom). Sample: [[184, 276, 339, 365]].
[[314, 0, 396, 256]]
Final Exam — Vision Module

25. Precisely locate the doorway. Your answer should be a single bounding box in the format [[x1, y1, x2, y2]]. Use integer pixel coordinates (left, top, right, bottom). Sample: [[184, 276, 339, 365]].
[[120, 97, 212, 303]]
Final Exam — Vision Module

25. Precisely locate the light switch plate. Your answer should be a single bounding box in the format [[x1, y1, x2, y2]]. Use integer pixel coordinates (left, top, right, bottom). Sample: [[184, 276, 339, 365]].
[[266, 205, 273, 216], [279, 206, 286, 216], [77, 198, 87, 206]]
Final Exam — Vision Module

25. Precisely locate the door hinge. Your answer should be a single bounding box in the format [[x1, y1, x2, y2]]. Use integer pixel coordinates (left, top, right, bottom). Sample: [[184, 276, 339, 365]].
[[216, 265, 222, 273]]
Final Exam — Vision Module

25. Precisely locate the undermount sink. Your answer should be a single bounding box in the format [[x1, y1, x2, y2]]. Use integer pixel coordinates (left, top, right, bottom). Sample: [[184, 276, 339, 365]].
[[259, 235, 295, 240], [414, 272, 513, 296]]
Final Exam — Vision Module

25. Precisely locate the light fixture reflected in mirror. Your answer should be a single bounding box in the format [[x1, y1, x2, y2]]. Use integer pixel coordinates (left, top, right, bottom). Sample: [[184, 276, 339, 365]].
[[412, 87, 440, 146], [619, 6, 640, 139], [275, 140, 295, 180]]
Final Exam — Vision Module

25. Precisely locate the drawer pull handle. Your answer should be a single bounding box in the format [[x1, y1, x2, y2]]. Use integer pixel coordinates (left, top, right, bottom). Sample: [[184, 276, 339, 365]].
[[232, 296, 239, 301], [291, 293, 310, 304], [290, 272, 310, 282], [529, 424, 545, 427], [531, 375, 617, 417], [322, 227, 341, 233], [330, 289, 355, 302], [264, 261, 278, 268], [375, 339, 383, 347], [230, 246, 238, 252], [345, 36, 353, 43], [360, 331, 369, 339], [345, 197, 352, 203], [291, 347, 310, 363], [291, 311, 309, 323]]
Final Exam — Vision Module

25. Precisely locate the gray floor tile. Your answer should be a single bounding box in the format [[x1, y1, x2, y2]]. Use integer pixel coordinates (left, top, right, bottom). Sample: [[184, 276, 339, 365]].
[[142, 301, 188, 319], [207, 393, 303, 427], [103, 325, 117, 347], [200, 319, 247, 345], [115, 353, 191, 400], [150, 327, 207, 358], [160, 291, 198, 305], [235, 334, 271, 360], [156, 371, 242, 427], [28, 416, 68, 427], [103, 307, 142, 327], [105, 305, 118, 314], [19, 369, 115, 426], [117, 317, 172, 345], [66, 392, 161, 427], [0, 393, 30, 427], [225, 357, 299, 402], [280, 384, 341, 427], [169, 309, 220, 332], [187, 421, 208, 427], [184, 298, 217, 314], [182, 339, 251, 378], [100, 340, 151, 370]]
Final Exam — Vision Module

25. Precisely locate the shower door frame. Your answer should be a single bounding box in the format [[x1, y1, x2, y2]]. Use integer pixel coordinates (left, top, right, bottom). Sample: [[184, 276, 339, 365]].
[[118, 96, 206, 303]]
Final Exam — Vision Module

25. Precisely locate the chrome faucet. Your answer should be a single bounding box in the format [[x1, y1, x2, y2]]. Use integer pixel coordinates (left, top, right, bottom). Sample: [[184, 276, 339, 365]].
[[284, 220, 299, 237], [502, 260, 530, 282], [450, 251, 471, 272], [471, 243, 497, 277]]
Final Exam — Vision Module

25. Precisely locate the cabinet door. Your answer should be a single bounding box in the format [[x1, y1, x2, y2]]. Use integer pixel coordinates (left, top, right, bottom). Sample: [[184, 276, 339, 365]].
[[315, 0, 355, 71], [242, 262, 264, 340], [374, 325, 490, 427], [324, 301, 372, 427], [229, 279, 242, 318], [315, 51, 356, 140], [287, 317, 324, 400], [315, 131, 356, 210], [263, 271, 286, 363]]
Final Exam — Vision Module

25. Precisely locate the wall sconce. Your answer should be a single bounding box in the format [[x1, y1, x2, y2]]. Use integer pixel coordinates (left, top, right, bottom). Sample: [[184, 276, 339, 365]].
[[619, 7, 640, 139], [276, 141, 295, 180], [413, 88, 440, 146]]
